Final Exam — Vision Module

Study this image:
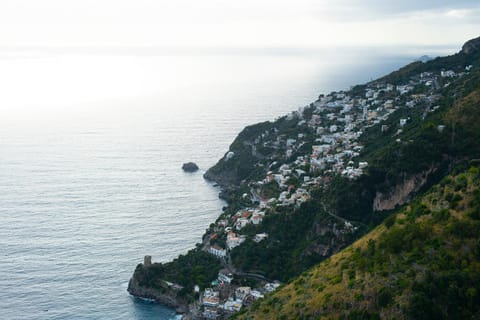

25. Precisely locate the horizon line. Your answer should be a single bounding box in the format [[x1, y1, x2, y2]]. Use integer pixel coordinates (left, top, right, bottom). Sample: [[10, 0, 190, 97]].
[[0, 43, 460, 57]]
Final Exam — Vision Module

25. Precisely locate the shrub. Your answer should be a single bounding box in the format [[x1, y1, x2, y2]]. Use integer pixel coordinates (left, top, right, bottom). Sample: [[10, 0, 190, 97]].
[[384, 214, 396, 228], [376, 287, 393, 308], [432, 209, 450, 222]]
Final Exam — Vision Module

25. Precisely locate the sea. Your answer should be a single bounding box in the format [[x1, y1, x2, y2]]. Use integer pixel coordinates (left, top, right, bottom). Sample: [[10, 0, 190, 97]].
[[0, 46, 455, 319]]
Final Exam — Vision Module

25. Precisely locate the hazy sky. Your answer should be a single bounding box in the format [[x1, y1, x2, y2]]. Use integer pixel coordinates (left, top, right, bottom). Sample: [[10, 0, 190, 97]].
[[0, 0, 479, 48]]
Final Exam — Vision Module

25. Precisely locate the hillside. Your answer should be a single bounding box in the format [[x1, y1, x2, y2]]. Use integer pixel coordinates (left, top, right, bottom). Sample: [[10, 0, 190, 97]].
[[128, 36, 480, 318], [204, 38, 480, 282], [236, 167, 480, 319]]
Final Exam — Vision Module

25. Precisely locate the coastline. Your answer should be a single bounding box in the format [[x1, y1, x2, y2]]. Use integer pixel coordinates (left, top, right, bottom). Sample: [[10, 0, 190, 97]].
[[127, 171, 233, 317], [126, 37, 480, 319], [127, 277, 189, 314]]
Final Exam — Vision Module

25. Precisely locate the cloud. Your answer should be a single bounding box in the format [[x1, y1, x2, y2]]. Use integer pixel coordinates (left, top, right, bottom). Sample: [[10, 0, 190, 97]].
[[312, 0, 480, 21], [0, 0, 478, 48], [347, 0, 478, 15], [362, 0, 478, 14]]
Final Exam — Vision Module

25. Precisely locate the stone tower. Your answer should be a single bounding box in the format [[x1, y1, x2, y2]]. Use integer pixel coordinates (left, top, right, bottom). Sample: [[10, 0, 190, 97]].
[[144, 255, 152, 267]]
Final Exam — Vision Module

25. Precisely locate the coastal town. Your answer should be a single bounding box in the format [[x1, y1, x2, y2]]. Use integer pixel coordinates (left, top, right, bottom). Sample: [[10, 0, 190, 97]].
[[127, 53, 476, 320], [189, 63, 472, 319], [194, 269, 281, 319]]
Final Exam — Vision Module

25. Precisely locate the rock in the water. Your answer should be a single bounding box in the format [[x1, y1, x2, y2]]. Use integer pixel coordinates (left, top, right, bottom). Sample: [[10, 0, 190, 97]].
[[182, 162, 199, 172]]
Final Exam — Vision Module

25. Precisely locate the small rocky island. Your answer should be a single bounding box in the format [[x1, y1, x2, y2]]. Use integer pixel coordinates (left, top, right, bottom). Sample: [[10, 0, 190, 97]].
[[182, 162, 199, 172]]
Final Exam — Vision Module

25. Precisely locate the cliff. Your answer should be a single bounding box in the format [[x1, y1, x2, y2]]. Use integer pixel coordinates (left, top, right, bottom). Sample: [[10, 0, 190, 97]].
[[128, 35, 480, 317], [373, 167, 435, 211], [127, 249, 222, 309], [204, 121, 275, 189], [462, 35, 480, 55], [127, 276, 188, 313]]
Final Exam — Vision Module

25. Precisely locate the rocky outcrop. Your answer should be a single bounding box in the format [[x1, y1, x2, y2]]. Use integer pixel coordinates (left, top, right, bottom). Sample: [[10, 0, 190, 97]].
[[203, 168, 237, 189], [373, 168, 434, 211], [182, 162, 199, 172], [462, 36, 480, 55], [127, 276, 188, 313]]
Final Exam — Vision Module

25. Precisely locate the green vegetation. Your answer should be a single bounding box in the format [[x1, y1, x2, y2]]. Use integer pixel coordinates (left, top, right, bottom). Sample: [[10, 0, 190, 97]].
[[132, 250, 222, 301], [205, 112, 318, 187], [131, 38, 480, 316], [377, 50, 480, 85], [259, 181, 281, 199], [230, 74, 480, 279], [237, 168, 480, 319], [231, 193, 364, 282], [205, 121, 275, 185], [326, 53, 480, 222]]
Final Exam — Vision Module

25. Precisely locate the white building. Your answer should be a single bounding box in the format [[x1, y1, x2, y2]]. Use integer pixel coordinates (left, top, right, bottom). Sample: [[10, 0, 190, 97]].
[[203, 289, 220, 307], [218, 272, 233, 284], [251, 290, 265, 300], [235, 218, 249, 230], [209, 245, 226, 258], [254, 233, 269, 243], [358, 162, 368, 169], [223, 299, 243, 312], [227, 232, 246, 249], [203, 307, 219, 319], [441, 70, 456, 77], [251, 214, 263, 225], [264, 282, 281, 292], [236, 287, 251, 300]]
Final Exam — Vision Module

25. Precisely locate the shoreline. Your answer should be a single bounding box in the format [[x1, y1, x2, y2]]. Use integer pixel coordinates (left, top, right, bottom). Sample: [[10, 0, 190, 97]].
[[126, 37, 480, 318], [127, 277, 189, 314], [127, 172, 232, 317]]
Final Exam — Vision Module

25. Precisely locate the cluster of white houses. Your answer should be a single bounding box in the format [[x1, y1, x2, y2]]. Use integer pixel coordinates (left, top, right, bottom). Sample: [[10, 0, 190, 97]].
[[207, 66, 474, 256], [205, 66, 473, 259], [200, 270, 281, 319], [196, 65, 473, 319], [256, 65, 472, 187]]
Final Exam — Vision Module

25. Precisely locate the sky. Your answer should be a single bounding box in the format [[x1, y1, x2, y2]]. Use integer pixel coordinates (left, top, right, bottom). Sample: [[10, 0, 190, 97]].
[[0, 0, 479, 49]]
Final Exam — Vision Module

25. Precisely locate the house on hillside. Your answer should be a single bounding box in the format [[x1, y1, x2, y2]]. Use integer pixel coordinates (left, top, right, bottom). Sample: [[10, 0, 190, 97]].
[[209, 245, 226, 258], [235, 287, 251, 300]]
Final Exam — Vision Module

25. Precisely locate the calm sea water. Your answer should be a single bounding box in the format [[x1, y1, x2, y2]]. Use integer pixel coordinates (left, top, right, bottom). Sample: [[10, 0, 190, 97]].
[[0, 47, 450, 319]]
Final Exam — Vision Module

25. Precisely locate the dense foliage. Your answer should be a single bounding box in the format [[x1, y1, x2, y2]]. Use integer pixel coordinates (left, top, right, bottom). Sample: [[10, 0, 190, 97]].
[[237, 167, 480, 319], [326, 54, 480, 222], [133, 249, 222, 300], [377, 50, 480, 85], [205, 121, 275, 185], [133, 39, 480, 314], [231, 194, 364, 282], [231, 63, 480, 283]]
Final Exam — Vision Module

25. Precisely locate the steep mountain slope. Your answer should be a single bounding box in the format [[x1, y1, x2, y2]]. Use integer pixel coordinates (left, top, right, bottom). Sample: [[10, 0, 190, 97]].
[[208, 40, 480, 283], [128, 36, 480, 317], [236, 167, 480, 319]]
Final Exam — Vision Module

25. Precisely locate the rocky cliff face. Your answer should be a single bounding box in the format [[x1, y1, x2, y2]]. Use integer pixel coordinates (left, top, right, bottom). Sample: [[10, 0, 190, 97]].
[[373, 168, 434, 211], [462, 36, 480, 55], [306, 224, 347, 257], [127, 277, 187, 313], [203, 167, 238, 189]]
